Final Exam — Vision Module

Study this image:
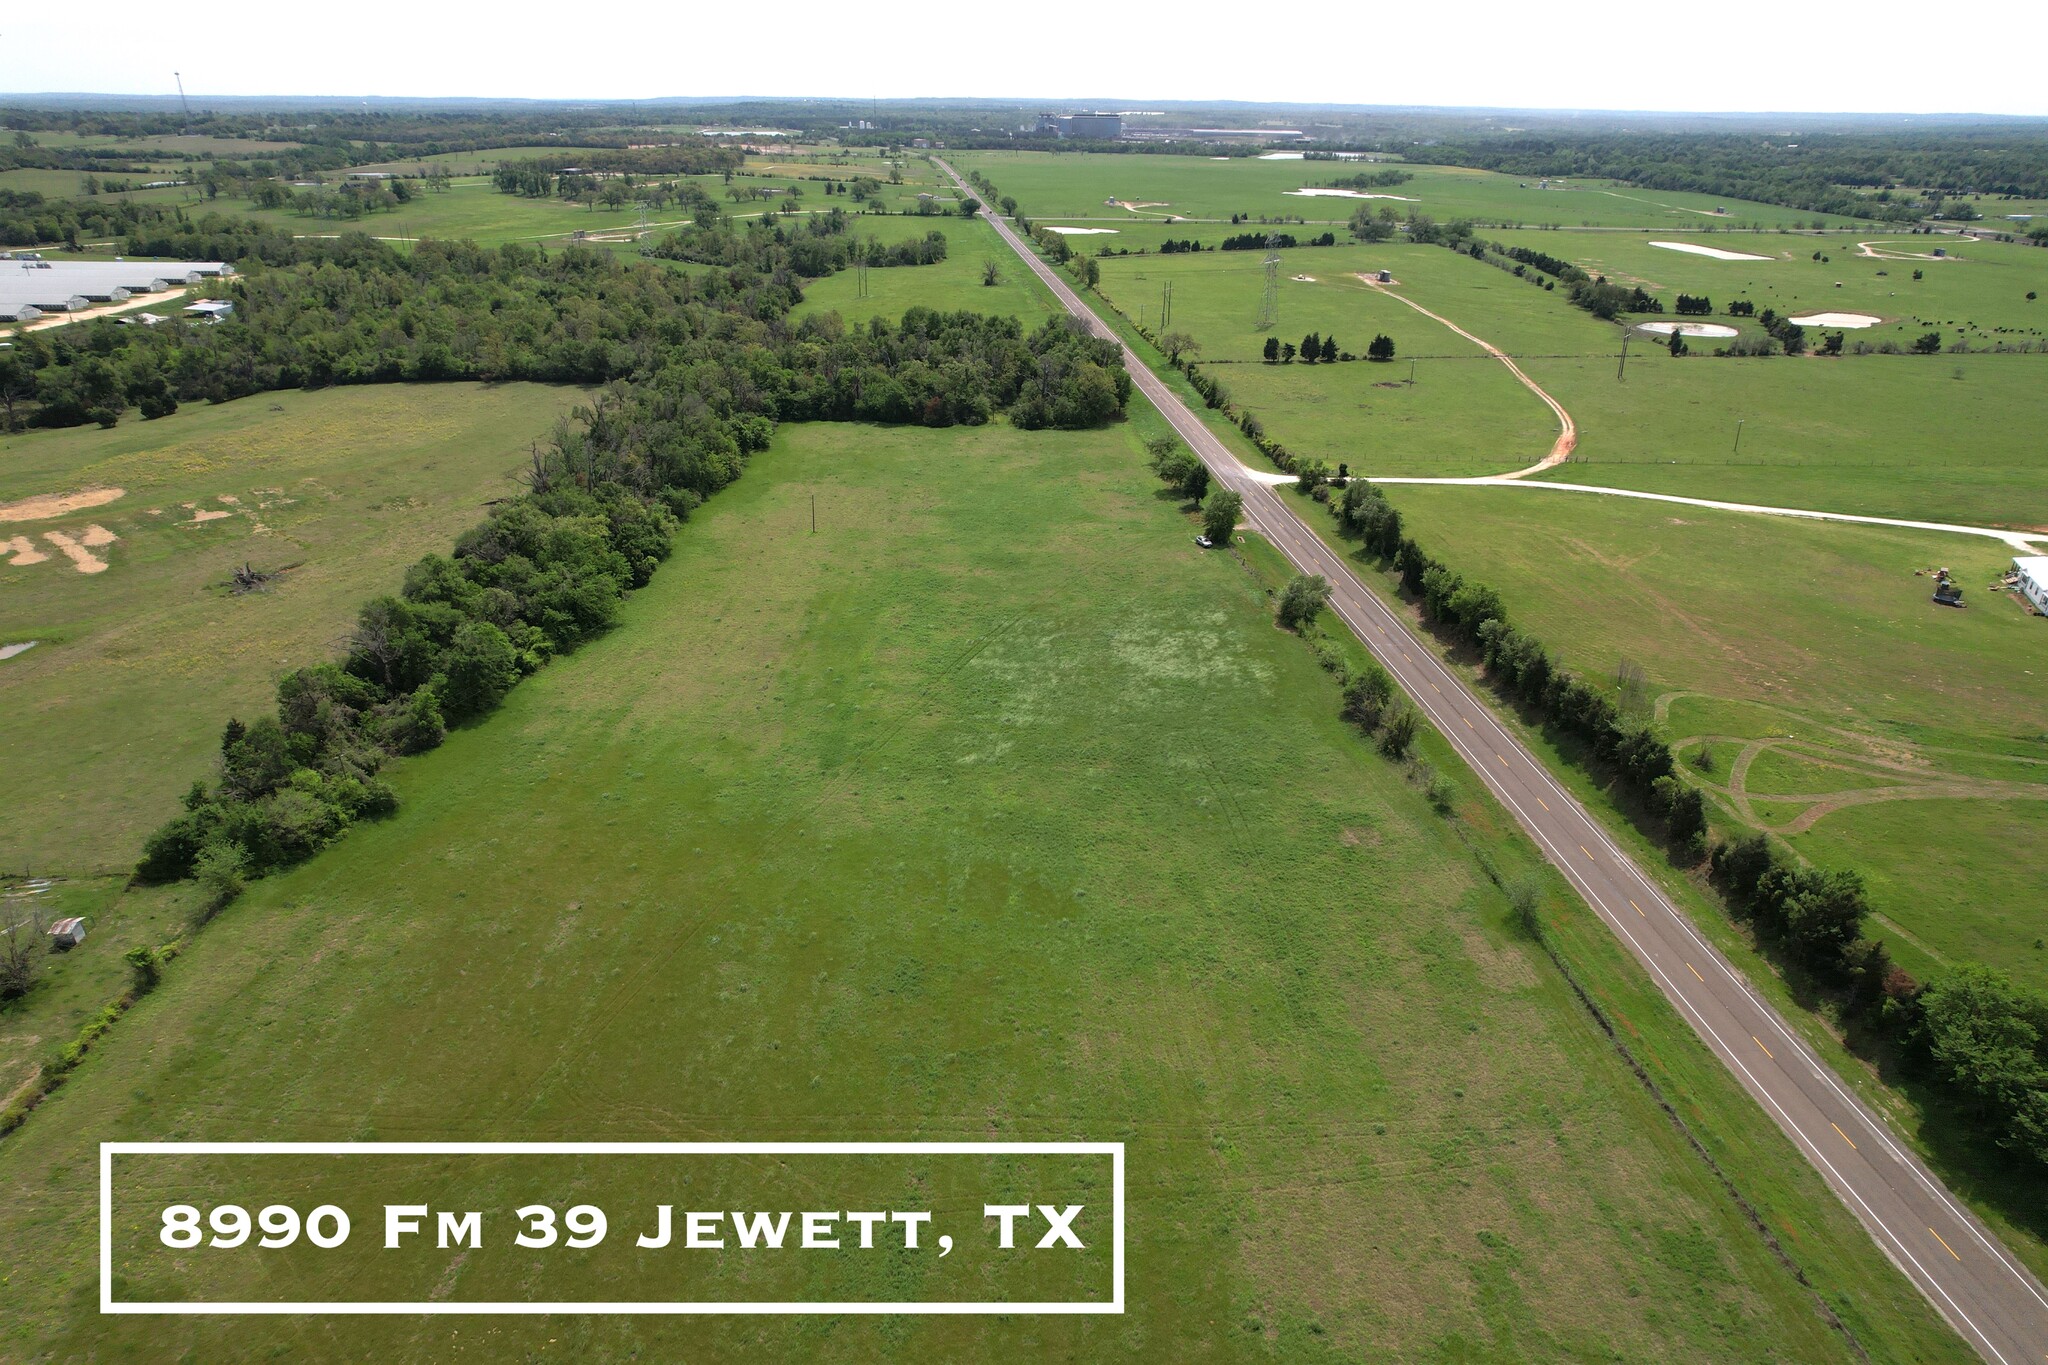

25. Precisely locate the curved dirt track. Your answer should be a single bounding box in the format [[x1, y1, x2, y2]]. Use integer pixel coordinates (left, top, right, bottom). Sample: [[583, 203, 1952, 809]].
[[1355, 274, 1576, 475]]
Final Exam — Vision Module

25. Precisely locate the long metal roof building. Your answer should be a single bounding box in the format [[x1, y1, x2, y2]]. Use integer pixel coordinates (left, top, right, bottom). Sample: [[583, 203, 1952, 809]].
[[0, 259, 233, 316]]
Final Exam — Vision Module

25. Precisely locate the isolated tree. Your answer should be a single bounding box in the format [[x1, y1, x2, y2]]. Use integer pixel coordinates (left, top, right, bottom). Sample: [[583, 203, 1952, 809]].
[[1822, 331, 1845, 356], [1202, 490, 1243, 545], [1263, 336, 1281, 363], [1667, 329, 1687, 357], [1280, 342, 1297, 363], [1320, 336, 1338, 363], [1914, 331, 1944, 354], [1159, 331, 1200, 363], [982, 257, 1001, 286], [1277, 574, 1333, 629], [1301, 332, 1321, 365], [1367, 334, 1396, 362]]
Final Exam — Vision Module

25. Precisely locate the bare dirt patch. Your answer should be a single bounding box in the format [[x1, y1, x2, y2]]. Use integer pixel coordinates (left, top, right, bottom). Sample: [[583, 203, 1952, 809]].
[[40, 529, 113, 573], [0, 487, 125, 523], [4, 535, 50, 566]]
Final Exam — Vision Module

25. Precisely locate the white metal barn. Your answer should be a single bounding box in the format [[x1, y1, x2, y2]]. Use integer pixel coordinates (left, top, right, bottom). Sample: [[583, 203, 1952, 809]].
[[0, 259, 232, 319], [46, 917, 87, 949]]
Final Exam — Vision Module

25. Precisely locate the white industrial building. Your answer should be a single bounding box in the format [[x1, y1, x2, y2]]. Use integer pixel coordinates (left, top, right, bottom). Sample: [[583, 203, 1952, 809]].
[[2013, 556, 2048, 614], [0, 258, 233, 322]]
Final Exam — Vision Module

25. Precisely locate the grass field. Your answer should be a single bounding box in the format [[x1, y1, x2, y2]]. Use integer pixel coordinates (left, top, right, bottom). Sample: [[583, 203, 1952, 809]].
[[1378, 483, 2048, 992], [954, 151, 1870, 230], [794, 215, 1066, 325], [1488, 229, 2048, 355], [1084, 236, 2048, 525], [0, 416, 1974, 1362], [0, 383, 587, 875]]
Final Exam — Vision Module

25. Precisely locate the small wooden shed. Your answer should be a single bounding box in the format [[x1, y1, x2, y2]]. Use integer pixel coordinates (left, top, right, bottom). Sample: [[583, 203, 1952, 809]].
[[47, 917, 86, 950]]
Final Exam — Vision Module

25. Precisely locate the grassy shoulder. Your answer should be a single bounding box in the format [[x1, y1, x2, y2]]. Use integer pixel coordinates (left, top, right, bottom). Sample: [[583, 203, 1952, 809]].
[[0, 417, 1961, 1363], [1259, 478, 2048, 1289]]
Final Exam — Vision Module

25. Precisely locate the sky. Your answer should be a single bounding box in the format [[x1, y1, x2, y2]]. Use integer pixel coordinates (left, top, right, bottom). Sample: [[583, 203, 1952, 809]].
[[3, 0, 2044, 117]]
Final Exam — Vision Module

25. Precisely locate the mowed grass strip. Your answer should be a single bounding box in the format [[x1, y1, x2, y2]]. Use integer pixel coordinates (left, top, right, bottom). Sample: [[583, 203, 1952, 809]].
[[0, 419, 1956, 1362]]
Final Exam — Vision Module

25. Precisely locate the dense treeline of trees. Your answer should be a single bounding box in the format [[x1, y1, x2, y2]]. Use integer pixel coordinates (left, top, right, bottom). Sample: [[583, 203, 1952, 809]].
[[1715, 835, 2048, 1169], [118, 208, 1126, 893], [1568, 279, 1662, 320], [1328, 481, 1709, 858], [2, 207, 1033, 433], [1317, 475, 2048, 1172], [648, 210, 946, 274], [1429, 131, 2048, 221], [1320, 169, 1414, 191]]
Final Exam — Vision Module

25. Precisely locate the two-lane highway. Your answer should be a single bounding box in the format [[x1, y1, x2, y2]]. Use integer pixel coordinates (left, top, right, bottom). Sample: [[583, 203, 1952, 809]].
[[936, 159, 2048, 1364]]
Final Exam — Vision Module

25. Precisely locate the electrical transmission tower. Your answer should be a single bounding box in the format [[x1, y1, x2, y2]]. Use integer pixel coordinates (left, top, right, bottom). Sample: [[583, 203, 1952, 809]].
[[1256, 248, 1281, 330]]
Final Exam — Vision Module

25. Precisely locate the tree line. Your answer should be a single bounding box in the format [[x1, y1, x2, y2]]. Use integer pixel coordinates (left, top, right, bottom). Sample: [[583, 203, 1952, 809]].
[[116, 215, 1127, 898], [1314, 476, 2048, 1175]]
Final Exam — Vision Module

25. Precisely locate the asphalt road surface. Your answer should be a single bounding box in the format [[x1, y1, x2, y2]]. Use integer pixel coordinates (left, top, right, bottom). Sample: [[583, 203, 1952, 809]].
[[936, 159, 2048, 1364]]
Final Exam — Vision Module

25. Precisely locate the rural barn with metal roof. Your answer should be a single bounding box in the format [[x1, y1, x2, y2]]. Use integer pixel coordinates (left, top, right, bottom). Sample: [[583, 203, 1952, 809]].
[[0, 259, 232, 317]]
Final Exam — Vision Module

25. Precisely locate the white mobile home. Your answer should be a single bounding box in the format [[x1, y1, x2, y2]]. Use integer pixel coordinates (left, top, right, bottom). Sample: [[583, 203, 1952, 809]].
[[2014, 557, 2048, 614]]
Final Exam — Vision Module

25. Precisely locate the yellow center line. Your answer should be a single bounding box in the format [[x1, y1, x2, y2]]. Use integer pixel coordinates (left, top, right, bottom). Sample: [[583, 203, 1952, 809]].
[[1686, 962, 1704, 982], [1831, 1122, 1857, 1151], [1579, 844, 1594, 861], [1430, 682, 1440, 692], [1930, 1227, 1962, 1262], [1495, 754, 1508, 768], [1537, 797, 1550, 812], [1628, 899, 1645, 917], [1462, 716, 1475, 731], [1753, 1035, 1774, 1059]]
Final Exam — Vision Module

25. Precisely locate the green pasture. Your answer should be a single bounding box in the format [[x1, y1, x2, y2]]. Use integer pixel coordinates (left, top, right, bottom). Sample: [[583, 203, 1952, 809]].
[[954, 151, 1869, 230], [203, 176, 678, 246], [1526, 352, 2048, 527], [0, 417, 1971, 1363], [1085, 236, 2048, 524], [1487, 229, 2048, 354], [1381, 483, 2048, 992], [0, 383, 587, 875], [795, 215, 1065, 325], [1094, 242, 1583, 473]]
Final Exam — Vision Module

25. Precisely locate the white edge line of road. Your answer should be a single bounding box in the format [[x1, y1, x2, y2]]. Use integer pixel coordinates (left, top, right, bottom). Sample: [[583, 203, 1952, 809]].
[[937, 159, 2048, 1358]]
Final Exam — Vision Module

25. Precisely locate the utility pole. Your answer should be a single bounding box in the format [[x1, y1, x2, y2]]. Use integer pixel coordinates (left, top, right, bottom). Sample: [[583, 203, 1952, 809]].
[[1617, 328, 1631, 382], [1733, 419, 1744, 455], [1409, 357, 1417, 387], [811, 494, 816, 533], [174, 72, 191, 134]]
